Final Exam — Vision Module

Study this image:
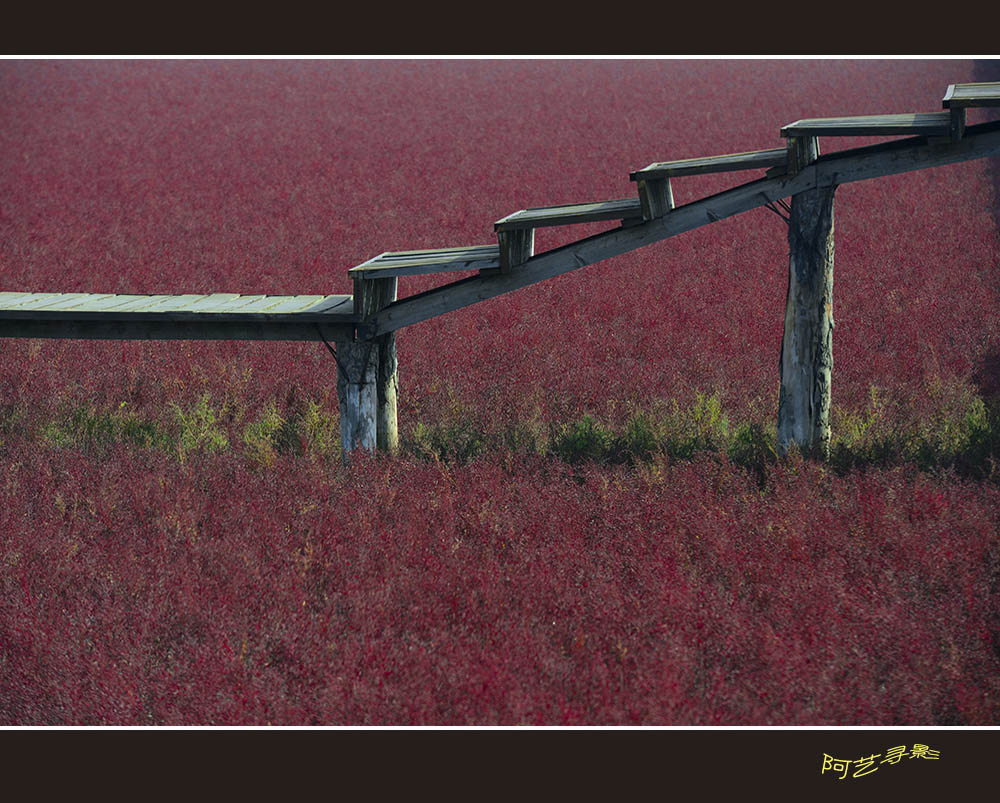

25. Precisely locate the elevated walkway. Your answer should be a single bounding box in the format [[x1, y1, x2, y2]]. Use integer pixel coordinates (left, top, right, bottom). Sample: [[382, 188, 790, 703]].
[[2, 80, 1000, 455], [0, 292, 356, 340]]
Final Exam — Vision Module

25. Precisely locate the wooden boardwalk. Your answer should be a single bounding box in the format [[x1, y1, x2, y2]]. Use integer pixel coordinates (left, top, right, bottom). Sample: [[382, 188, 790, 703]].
[[0, 293, 356, 340], [3, 80, 1000, 456], [366, 119, 1000, 338]]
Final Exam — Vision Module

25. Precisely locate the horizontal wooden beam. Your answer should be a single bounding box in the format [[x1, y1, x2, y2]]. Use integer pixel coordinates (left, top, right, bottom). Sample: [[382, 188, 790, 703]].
[[0, 292, 355, 316], [0, 318, 356, 342], [364, 120, 1000, 338]]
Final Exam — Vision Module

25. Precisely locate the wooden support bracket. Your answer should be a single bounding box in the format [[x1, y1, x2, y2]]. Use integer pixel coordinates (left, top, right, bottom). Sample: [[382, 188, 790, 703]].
[[950, 107, 967, 142], [498, 228, 534, 273], [785, 135, 820, 177], [637, 177, 674, 221]]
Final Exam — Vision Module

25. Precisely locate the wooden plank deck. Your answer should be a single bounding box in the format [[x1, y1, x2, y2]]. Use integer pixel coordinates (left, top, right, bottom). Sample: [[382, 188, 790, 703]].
[[630, 148, 788, 180], [349, 245, 501, 278], [943, 82, 1000, 108], [0, 293, 357, 341], [781, 112, 951, 138], [494, 199, 643, 231]]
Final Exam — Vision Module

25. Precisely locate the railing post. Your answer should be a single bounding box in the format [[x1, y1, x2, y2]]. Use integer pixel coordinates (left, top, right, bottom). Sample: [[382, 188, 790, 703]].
[[778, 136, 836, 458]]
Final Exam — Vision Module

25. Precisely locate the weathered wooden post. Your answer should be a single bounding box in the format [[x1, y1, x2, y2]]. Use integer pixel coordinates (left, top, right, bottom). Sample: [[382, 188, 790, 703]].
[[341, 275, 398, 456], [778, 135, 836, 458], [335, 332, 378, 456]]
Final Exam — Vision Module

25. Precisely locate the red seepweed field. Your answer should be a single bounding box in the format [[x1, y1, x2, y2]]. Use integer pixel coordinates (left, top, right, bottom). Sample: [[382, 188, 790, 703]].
[[1, 58, 999, 725]]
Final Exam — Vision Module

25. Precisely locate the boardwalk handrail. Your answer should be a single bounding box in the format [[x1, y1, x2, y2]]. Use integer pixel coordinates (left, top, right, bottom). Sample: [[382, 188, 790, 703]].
[[364, 119, 1000, 339]]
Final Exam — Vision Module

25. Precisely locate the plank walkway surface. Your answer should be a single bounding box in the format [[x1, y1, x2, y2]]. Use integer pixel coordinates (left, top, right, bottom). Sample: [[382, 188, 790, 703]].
[[349, 245, 501, 278], [494, 199, 643, 231], [781, 112, 952, 138], [630, 148, 788, 180], [0, 293, 356, 340]]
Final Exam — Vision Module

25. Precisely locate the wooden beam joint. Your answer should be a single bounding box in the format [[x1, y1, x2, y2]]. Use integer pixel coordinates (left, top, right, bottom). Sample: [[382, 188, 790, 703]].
[[638, 177, 674, 221], [498, 228, 534, 273], [785, 135, 819, 177]]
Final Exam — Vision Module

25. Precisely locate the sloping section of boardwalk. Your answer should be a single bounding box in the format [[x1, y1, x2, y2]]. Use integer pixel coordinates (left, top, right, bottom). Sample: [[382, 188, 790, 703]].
[[364, 120, 1000, 338]]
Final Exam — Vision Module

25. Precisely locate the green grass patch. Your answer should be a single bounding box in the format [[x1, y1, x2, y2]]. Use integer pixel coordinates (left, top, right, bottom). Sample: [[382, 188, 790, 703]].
[[242, 400, 285, 467], [829, 379, 998, 477], [172, 394, 229, 461], [11, 373, 1000, 482], [40, 401, 174, 453]]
